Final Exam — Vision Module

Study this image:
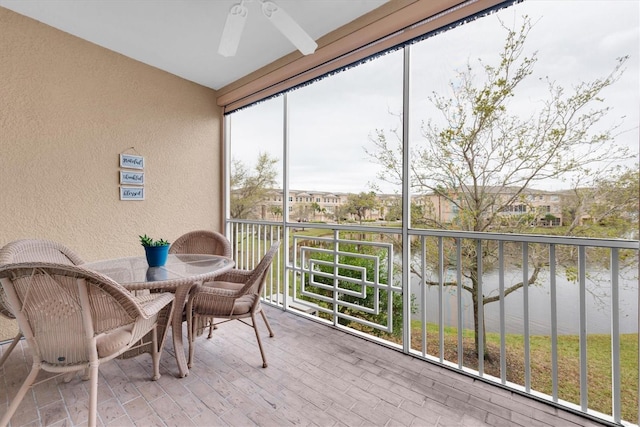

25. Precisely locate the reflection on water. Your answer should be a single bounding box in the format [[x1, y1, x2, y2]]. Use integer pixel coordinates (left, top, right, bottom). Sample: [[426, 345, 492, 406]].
[[412, 269, 638, 335]]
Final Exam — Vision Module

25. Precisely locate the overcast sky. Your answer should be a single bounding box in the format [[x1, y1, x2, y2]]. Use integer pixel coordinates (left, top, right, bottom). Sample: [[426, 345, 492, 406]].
[[229, 0, 639, 194]]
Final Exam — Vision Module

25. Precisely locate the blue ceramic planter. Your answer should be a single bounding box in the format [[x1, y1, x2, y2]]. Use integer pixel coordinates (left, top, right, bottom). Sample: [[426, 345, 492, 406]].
[[144, 245, 169, 267]]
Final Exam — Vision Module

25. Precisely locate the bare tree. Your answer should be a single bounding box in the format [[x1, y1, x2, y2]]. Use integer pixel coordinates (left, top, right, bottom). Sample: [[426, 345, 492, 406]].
[[366, 16, 635, 357]]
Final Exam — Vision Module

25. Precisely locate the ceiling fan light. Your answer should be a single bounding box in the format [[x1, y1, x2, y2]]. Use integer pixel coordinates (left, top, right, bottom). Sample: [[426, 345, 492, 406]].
[[261, 1, 317, 55], [218, 2, 249, 57]]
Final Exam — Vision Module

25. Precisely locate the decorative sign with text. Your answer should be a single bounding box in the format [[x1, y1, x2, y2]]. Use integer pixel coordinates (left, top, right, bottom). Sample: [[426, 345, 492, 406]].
[[119, 151, 145, 201], [120, 154, 144, 170], [120, 171, 144, 185], [120, 186, 145, 200]]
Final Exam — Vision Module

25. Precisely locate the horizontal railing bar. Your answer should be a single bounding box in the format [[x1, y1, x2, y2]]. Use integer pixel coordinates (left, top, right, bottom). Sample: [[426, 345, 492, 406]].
[[409, 229, 640, 249], [229, 219, 639, 249]]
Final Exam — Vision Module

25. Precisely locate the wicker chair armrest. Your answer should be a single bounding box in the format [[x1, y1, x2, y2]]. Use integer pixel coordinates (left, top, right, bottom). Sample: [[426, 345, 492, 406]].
[[211, 269, 252, 284], [135, 293, 174, 319]]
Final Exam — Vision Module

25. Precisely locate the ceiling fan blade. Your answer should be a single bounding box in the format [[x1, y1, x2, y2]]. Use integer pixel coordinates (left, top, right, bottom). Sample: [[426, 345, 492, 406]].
[[218, 2, 249, 57], [261, 1, 317, 55]]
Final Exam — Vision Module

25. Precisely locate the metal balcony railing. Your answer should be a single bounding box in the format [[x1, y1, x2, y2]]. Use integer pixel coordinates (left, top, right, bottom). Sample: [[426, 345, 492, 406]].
[[227, 218, 639, 426]]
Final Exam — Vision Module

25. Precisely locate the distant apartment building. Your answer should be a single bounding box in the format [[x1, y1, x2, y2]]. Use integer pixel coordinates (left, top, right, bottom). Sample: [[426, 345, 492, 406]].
[[235, 187, 566, 226], [257, 189, 350, 222], [412, 187, 563, 226]]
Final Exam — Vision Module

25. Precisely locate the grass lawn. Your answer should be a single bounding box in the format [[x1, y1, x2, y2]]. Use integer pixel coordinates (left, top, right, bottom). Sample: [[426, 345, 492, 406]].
[[411, 322, 638, 424]]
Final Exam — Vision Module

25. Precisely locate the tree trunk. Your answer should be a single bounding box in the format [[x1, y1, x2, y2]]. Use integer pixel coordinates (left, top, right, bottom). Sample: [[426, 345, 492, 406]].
[[471, 278, 489, 360], [472, 287, 480, 356]]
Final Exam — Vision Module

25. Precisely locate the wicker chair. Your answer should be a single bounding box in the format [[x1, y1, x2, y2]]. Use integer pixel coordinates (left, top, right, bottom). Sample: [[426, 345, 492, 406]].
[[0, 262, 174, 427], [186, 241, 280, 369], [169, 230, 231, 257], [0, 239, 85, 368], [169, 230, 232, 337]]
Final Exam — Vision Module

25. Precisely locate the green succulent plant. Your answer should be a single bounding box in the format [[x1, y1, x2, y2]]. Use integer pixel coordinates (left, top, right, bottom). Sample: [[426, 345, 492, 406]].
[[139, 234, 170, 247]]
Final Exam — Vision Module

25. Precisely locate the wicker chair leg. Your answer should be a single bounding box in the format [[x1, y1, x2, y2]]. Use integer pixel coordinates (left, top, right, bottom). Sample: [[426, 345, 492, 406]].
[[87, 363, 99, 427], [187, 313, 196, 369], [0, 332, 22, 368], [0, 362, 40, 427], [251, 312, 268, 368], [207, 319, 215, 339], [259, 309, 275, 338], [151, 326, 160, 381]]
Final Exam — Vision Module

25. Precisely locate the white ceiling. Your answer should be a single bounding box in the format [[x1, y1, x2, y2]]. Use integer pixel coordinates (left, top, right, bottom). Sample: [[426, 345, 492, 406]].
[[0, 0, 388, 90]]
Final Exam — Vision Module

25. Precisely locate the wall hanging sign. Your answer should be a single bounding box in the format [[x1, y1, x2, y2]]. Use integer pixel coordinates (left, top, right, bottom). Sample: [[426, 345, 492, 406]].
[[120, 171, 145, 185], [120, 186, 145, 201], [120, 153, 144, 170], [119, 148, 145, 201]]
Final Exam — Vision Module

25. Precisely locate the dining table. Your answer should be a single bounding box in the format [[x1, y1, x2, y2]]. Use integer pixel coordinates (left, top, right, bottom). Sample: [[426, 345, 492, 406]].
[[83, 253, 234, 378]]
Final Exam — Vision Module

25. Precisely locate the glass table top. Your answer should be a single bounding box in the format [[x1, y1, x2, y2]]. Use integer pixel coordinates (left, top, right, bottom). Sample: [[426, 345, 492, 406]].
[[83, 254, 234, 285]]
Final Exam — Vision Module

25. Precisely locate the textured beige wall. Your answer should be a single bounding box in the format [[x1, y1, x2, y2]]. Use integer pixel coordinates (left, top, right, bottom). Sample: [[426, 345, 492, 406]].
[[0, 7, 223, 261]]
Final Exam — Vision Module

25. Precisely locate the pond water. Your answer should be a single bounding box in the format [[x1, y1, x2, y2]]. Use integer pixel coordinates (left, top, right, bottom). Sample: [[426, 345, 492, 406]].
[[411, 268, 639, 335]]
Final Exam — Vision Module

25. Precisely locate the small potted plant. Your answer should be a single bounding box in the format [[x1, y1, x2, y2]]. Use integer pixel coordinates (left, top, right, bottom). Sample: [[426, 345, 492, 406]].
[[139, 234, 170, 267]]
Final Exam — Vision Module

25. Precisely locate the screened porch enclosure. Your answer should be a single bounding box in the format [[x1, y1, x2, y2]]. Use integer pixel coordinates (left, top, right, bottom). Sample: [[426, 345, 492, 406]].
[[225, 1, 639, 425]]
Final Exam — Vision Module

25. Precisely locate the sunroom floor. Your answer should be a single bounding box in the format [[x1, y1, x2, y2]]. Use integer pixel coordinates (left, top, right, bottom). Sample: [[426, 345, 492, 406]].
[[0, 305, 607, 427]]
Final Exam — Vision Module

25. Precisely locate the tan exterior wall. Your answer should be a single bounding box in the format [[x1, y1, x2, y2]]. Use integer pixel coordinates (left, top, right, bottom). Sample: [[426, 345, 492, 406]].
[[0, 7, 223, 261]]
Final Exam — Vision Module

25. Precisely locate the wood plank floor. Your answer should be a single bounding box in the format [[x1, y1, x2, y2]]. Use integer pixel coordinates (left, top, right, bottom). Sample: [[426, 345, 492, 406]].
[[0, 305, 609, 427]]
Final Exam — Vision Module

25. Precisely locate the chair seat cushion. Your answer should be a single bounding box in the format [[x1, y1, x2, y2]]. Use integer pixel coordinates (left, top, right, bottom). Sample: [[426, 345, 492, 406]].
[[232, 294, 255, 315], [96, 324, 134, 358], [200, 281, 255, 315]]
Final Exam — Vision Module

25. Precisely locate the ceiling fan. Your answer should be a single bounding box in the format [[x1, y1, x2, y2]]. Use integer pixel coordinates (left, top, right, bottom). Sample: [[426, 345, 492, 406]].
[[218, 0, 318, 57]]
